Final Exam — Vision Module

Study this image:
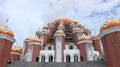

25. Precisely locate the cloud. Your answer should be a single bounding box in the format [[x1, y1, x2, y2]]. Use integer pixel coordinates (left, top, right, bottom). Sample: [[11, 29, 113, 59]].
[[0, 0, 120, 46]]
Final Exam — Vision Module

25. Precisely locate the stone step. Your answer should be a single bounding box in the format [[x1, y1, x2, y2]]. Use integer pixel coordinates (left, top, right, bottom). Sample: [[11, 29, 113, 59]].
[[7, 60, 106, 67]]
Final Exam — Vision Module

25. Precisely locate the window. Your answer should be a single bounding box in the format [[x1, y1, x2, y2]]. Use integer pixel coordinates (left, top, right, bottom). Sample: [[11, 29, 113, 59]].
[[66, 55, 71, 62], [74, 55, 78, 62], [49, 55, 53, 62], [41, 56, 45, 62], [36, 57, 39, 62], [69, 45, 73, 49], [48, 46, 52, 50]]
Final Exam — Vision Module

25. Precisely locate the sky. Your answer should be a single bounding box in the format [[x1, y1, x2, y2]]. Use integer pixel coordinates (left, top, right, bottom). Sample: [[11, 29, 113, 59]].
[[0, 0, 120, 46]]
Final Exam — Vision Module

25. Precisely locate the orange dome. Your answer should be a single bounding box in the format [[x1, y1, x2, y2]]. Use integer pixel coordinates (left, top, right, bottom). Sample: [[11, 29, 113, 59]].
[[11, 46, 22, 53], [0, 26, 14, 37], [31, 37, 41, 43], [54, 18, 71, 24], [107, 19, 120, 28], [100, 19, 120, 32], [92, 34, 99, 39], [55, 29, 65, 34], [79, 34, 91, 41], [25, 36, 32, 41]]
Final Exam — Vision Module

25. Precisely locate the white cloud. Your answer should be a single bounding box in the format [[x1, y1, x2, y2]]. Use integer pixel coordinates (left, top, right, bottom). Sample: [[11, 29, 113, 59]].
[[0, 0, 120, 46]]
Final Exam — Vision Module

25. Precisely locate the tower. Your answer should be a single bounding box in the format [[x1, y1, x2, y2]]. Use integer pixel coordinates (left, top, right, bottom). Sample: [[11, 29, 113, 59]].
[[9, 46, 22, 61], [0, 26, 15, 67], [77, 34, 94, 61], [99, 18, 120, 67]]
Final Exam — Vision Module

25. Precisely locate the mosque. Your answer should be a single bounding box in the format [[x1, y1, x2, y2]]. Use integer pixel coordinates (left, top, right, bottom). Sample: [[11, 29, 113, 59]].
[[0, 12, 120, 67]]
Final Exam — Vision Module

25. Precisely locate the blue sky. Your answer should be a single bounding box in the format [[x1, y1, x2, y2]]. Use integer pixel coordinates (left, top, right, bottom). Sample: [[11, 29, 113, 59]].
[[0, 0, 120, 46]]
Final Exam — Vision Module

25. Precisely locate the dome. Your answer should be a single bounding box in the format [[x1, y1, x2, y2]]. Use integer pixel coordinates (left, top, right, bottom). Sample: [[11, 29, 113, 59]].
[[77, 24, 84, 28], [100, 19, 120, 32], [0, 26, 14, 37], [11, 46, 22, 53], [54, 18, 71, 24], [78, 34, 91, 41], [36, 30, 41, 34], [31, 37, 41, 43], [42, 28, 48, 33], [84, 27, 90, 32], [92, 34, 99, 39], [55, 29, 65, 34], [73, 27, 80, 31], [70, 22, 76, 27], [25, 36, 32, 41]]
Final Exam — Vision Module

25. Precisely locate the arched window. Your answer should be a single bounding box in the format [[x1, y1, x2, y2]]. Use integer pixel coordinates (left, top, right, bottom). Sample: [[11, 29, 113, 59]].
[[80, 56, 83, 61], [36, 57, 39, 62], [49, 55, 53, 62], [41, 55, 45, 62], [69, 45, 73, 49], [48, 46, 52, 50], [66, 55, 71, 62], [74, 55, 78, 62]]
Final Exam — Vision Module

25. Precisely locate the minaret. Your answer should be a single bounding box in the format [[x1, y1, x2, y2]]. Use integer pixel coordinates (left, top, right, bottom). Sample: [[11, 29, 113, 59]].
[[77, 34, 93, 61], [92, 34, 102, 54], [0, 18, 15, 67], [99, 17, 120, 67], [9, 46, 22, 61], [29, 36, 42, 62]]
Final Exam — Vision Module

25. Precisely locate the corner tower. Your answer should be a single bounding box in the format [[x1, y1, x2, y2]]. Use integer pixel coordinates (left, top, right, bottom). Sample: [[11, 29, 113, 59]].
[[99, 18, 120, 67]]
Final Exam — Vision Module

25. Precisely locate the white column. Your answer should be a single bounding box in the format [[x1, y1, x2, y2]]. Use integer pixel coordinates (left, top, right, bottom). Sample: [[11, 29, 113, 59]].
[[56, 36, 62, 62]]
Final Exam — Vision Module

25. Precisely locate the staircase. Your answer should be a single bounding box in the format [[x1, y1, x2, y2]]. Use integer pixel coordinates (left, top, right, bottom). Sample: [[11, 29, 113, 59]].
[[7, 60, 106, 67]]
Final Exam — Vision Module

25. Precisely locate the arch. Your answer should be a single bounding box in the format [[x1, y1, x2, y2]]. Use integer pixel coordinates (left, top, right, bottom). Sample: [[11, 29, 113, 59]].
[[86, 44, 94, 61], [48, 55, 53, 62], [74, 55, 78, 62], [48, 46, 52, 50], [41, 55, 45, 62], [66, 55, 71, 62], [69, 45, 73, 49]]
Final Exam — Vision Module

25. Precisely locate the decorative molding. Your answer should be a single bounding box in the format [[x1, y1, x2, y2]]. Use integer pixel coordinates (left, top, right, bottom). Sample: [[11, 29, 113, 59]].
[[28, 42, 42, 46], [73, 30, 83, 33], [92, 38, 100, 40], [40, 31, 49, 35], [99, 26, 120, 38], [77, 40, 92, 45], [0, 33, 15, 43], [10, 52, 21, 55], [54, 34, 65, 37]]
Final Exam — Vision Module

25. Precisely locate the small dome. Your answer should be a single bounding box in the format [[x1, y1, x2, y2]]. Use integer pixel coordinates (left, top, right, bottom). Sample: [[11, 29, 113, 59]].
[[55, 29, 65, 34], [92, 34, 99, 39], [100, 19, 120, 32], [73, 27, 80, 31], [79, 34, 91, 41], [31, 37, 41, 43], [42, 28, 48, 33], [25, 36, 32, 41], [84, 27, 90, 32], [11, 46, 22, 53], [70, 22, 76, 27], [36, 30, 41, 34], [0, 26, 14, 37], [77, 24, 84, 28]]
